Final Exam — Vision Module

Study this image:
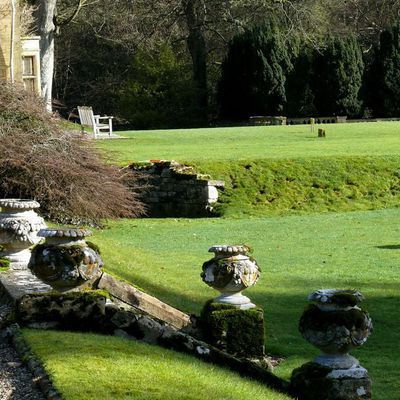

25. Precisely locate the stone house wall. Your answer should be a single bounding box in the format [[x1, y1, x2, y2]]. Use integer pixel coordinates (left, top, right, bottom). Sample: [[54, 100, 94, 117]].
[[0, 0, 22, 82], [130, 160, 224, 217]]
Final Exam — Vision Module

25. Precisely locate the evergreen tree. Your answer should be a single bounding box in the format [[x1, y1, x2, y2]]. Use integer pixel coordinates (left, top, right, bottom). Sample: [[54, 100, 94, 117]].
[[285, 46, 317, 117], [312, 36, 364, 117], [369, 19, 400, 117], [217, 21, 293, 121]]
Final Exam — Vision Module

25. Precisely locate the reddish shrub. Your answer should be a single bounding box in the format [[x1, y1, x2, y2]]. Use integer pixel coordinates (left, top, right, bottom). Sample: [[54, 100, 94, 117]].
[[0, 83, 144, 224]]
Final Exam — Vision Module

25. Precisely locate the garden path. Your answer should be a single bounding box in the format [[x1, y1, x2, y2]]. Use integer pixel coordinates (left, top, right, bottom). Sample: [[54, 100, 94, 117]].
[[0, 334, 45, 400]]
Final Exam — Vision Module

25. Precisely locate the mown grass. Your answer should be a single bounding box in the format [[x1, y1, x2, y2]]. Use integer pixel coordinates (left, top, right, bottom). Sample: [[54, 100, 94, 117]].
[[22, 122, 400, 399], [23, 330, 291, 400], [97, 122, 400, 165], [200, 157, 400, 217], [88, 208, 400, 400]]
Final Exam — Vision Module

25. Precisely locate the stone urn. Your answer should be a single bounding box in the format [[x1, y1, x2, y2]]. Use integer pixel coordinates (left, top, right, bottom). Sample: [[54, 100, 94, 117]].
[[299, 289, 373, 369], [201, 245, 260, 309], [28, 228, 103, 291], [0, 199, 47, 269]]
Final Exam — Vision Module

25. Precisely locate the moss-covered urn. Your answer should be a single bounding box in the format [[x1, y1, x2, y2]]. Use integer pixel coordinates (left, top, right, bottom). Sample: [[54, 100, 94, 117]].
[[299, 289, 372, 369], [28, 228, 103, 291], [201, 245, 260, 309]]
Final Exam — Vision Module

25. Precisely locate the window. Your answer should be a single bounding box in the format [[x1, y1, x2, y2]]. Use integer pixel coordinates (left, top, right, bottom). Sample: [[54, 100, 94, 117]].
[[23, 56, 34, 76], [22, 56, 37, 93]]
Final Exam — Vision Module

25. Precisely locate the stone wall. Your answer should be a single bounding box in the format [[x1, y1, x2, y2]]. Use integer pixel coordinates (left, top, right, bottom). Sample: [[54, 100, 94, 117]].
[[130, 160, 224, 218]]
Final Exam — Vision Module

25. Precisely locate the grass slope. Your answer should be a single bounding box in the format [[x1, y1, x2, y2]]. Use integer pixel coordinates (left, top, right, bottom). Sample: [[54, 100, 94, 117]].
[[97, 122, 400, 165], [91, 208, 400, 400], [23, 330, 291, 400], [200, 157, 400, 217]]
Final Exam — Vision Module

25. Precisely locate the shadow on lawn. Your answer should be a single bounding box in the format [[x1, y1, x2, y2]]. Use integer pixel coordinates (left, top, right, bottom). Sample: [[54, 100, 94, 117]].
[[376, 244, 400, 250]]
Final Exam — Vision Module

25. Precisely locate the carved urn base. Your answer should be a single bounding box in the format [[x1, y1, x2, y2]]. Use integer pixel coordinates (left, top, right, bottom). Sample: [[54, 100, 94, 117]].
[[314, 353, 360, 370], [29, 228, 103, 292], [3, 248, 32, 271], [214, 292, 255, 310], [0, 199, 47, 270]]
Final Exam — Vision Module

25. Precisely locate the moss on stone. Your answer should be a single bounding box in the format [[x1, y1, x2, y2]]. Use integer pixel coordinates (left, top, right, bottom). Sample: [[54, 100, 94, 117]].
[[0, 245, 10, 270], [300, 304, 370, 332], [330, 291, 359, 307], [200, 300, 265, 358], [86, 241, 101, 255], [16, 289, 110, 332], [290, 362, 334, 399], [0, 257, 10, 269]]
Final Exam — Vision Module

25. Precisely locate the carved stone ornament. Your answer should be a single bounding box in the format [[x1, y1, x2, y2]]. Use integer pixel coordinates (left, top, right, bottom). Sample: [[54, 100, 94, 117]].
[[0, 199, 47, 269], [28, 228, 103, 291], [201, 245, 260, 309], [299, 289, 373, 369]]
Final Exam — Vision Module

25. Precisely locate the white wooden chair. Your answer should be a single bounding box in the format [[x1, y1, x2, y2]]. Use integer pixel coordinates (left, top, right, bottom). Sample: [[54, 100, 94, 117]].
[[77, 106, 113, 138]]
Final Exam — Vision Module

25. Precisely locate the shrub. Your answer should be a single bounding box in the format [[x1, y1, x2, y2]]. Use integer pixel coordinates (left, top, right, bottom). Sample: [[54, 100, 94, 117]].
[[0, 83, 144, 224]]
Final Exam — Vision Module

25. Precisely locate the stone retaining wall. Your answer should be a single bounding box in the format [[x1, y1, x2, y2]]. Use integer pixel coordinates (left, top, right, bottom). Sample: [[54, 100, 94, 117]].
[[129, 160, 224, 218]]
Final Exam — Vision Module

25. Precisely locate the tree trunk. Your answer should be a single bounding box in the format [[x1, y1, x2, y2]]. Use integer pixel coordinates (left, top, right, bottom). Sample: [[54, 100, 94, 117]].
[[37, 0, 57, 112], [183, 0, 208, 115]]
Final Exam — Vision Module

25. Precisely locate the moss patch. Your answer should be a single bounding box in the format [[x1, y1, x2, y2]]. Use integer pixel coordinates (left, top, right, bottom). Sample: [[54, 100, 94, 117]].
[[299, 304, 370, 332], [200, 300, 265, 358]]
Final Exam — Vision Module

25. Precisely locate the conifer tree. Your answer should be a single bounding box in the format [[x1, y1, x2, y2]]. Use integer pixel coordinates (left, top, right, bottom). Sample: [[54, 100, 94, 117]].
[[285, 47, 317, 117], [369, 19, 400, 117], [217, 21, 292, 121], [312, 36, 364, 117]]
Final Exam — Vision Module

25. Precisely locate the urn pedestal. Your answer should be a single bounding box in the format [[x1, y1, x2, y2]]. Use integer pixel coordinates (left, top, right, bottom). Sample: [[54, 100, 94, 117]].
[[29, 228, 103, 292], [0, 199, 47, 270], [291, 289, 373, 400], [201, 245, 260, 310]]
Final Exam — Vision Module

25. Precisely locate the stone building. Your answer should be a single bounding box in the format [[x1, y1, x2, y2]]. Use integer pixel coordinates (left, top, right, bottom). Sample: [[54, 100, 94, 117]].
[[0, 0, 41, 94]]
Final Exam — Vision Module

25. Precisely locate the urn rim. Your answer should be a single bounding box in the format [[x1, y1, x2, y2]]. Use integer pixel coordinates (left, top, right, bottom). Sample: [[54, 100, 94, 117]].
[[308, 289, 364, 306], [208, 244, 250, 255], [38, 228, 92, 239], [0, 199, 40, 210]]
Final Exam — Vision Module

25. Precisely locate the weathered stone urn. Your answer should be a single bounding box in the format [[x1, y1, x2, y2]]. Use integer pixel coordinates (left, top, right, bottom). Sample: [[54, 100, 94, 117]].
[[299, 289, 372, 369], [201, 245, 260, 309], [0, 199, 47, 269], [28, 228, 103, 291], [291, 289, 373, 400]]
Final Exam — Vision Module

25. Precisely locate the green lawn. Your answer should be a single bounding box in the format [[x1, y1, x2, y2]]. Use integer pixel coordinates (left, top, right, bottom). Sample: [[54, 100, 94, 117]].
[[24, 330, 291, 400], [97, 122, 400, 165], [21, 122, 400, 399], [88, 208, 400, 400]]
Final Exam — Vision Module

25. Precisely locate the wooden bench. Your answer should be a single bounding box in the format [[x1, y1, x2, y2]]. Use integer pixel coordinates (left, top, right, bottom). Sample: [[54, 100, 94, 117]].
[[77, 106, 113, 138]]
